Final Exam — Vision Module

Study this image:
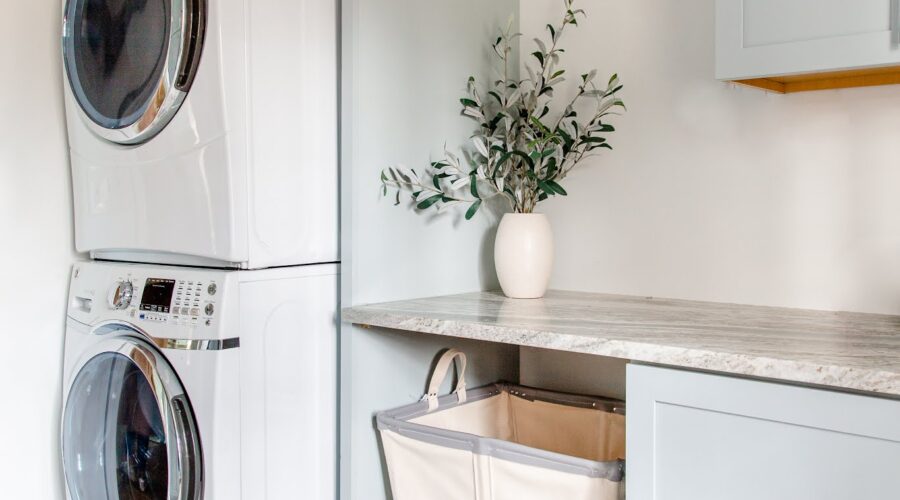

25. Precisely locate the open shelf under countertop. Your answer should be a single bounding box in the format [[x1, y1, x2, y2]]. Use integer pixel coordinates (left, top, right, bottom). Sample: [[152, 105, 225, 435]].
[[342, 290, 900, 397]]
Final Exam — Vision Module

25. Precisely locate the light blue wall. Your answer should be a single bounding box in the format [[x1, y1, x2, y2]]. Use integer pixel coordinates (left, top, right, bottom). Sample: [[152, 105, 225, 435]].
[[340, 0, 520, 498]]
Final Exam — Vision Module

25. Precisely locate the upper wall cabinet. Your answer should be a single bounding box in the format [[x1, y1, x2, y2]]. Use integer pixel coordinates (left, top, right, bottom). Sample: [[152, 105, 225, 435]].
[[716, 0, 900, 92]]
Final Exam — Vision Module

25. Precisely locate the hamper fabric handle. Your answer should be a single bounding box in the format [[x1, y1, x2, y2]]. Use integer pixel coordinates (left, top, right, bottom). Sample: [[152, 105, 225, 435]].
[[423, 349, 468, 412]]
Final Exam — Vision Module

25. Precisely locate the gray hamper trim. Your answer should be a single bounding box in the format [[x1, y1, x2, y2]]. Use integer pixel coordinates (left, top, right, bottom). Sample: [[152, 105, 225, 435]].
[[376, 383, 626, 482]]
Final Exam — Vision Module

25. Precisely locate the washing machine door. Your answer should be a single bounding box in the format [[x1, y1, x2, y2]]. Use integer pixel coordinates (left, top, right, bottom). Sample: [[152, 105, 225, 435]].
[[62, 334, 202, 500], [62, 0, 207, 145]]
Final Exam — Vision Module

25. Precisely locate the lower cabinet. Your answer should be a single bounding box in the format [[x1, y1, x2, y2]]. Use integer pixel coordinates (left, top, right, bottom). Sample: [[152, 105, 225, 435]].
[[627, 364, 900, 500]]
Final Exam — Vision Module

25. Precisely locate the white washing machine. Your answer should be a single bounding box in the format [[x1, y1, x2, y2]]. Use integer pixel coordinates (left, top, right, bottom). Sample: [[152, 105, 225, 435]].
[[61, 0, 338, 269], [61, 260, 338, 499]]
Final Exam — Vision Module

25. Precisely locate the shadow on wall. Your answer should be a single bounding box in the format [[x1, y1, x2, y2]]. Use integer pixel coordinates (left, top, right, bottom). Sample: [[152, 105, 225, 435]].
[[479, 223, 500, 291]]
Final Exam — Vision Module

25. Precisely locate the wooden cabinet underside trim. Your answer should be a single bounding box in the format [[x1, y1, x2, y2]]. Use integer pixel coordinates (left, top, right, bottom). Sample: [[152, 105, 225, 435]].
[[732, 66, 900, 93]]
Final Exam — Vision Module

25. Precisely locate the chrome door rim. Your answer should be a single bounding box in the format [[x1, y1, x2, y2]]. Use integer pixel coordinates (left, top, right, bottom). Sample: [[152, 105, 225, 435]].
[[62, 333, 202, 500], [61, 0, 205, 145]]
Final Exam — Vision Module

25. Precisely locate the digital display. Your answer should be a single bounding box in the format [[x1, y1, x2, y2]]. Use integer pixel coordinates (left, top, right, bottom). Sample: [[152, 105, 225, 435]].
[[140, 278, 175, 313]]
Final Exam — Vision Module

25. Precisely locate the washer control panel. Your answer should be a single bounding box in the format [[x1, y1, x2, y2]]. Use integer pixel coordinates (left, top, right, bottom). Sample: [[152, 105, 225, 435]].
[[137, 277, 218, 326], [68, 262, 228, 336]]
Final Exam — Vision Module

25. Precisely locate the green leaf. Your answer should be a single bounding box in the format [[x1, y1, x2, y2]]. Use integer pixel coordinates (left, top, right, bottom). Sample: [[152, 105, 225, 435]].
[[551, 70, 565, 80], [460, 98, 478, 107], [538, 192, 549, 202], [537, 180, 555, 196], [608, 73, 619, 85], [488, 91, 503, 104], [431, 161, 449, 169], [544, 157, 558, 177], [532, 51, 544, 66], [530, 116, 550, 134], [546, 180, 567, 195], [547, 24, 556, 40], [470, 175, 480, 199], [465, 199, 482, 220], [416, 194, 443, 210], [432, 176, 441, 189], [510, 150, 535, 170]]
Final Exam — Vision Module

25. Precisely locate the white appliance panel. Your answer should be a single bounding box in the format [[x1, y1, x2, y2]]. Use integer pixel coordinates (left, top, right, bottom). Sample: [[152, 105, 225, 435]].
[[63, 0, 338, 269], [62, 261, 338, 499]]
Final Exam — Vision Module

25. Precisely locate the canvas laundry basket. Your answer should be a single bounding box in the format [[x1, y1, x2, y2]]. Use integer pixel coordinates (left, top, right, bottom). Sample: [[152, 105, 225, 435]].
[[377, 349, 626, 500]]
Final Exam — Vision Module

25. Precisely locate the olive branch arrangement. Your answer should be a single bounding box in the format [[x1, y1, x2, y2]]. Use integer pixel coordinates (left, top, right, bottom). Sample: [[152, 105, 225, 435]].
[[380, 0, 625, 220]]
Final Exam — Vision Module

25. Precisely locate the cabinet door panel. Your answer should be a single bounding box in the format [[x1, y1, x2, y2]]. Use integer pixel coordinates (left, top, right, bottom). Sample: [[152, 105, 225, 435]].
[[742, 0, 889, 47], [627, 364, 900, 500], [716, 0, 900, 79]]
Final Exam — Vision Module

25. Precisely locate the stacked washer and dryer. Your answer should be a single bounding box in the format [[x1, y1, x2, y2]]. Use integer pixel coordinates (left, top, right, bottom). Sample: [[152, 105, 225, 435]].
[[59, 0, 338, 499]]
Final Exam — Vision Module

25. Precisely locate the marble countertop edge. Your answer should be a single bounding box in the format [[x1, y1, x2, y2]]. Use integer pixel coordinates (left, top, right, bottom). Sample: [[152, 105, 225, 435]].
[[341, 306, 900, 397]]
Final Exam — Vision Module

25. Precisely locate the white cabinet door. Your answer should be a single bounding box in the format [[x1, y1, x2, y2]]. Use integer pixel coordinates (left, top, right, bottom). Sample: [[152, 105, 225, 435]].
[[716, 0, 900, 79], [627, 364, 900, 500]]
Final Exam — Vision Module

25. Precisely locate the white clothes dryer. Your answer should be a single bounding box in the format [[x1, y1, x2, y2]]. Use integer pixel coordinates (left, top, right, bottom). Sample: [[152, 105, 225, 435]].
[[61, 260, 338, 499], [61, 0, 338, 268]]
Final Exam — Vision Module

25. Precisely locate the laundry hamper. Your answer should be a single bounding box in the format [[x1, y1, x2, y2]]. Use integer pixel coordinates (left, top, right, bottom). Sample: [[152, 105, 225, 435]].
[[377, 349, 626, 500]]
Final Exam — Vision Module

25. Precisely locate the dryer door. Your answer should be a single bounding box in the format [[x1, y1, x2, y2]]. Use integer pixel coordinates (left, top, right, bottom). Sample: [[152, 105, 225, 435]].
[[62, 335, 202, 500], [62, 0, 207, 145]]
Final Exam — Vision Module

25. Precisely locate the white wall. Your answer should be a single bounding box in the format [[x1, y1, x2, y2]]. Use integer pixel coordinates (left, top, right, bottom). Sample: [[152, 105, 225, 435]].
[[0, 3, 81, 499], [340, 0, 519, 498], [521, 0, 900, 316]]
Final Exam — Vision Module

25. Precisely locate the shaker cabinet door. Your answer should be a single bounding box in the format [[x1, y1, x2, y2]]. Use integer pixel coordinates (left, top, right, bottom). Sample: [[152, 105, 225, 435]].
[[627, 364, 900, 500], [716, 0, 900, 79]]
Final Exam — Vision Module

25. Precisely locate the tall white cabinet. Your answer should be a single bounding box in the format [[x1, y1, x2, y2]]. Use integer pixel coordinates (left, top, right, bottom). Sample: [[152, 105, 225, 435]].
[[716, 0, 900, 91], [627, 364, 900, 500]]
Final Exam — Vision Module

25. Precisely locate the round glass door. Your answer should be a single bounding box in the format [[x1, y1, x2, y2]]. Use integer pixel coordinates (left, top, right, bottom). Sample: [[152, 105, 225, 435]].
[[62, 0, 207, 144], [62, 337, 202, 500]]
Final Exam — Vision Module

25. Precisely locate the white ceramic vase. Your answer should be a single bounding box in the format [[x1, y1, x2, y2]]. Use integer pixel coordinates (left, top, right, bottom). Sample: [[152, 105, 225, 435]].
[[493, 213, 554, 299]]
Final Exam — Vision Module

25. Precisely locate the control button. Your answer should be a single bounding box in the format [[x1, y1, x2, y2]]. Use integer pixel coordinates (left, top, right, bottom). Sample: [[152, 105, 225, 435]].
[[207, 283, 217, 295], [109, 281, 134, 310], [190, 307, 200, 316], [204, 303, 215, 316]]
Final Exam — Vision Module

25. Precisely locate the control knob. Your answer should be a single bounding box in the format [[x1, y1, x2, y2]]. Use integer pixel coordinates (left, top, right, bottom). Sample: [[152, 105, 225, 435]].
[[109, 281, 134, 310]]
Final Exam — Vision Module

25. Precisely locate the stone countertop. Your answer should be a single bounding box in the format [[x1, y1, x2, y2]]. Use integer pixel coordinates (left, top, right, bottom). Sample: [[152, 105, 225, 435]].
[[342, 290, 900, 397]]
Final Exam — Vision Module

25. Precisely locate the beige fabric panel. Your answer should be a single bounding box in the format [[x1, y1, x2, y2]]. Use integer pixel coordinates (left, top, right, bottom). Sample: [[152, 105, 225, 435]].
[[509, 397, 626, 461], [385, 391, 624, 499], [487, 455, 620, 500], [381, 430, 622, 500], [381, 431, 476, 499], [412, 392, 514, 441]]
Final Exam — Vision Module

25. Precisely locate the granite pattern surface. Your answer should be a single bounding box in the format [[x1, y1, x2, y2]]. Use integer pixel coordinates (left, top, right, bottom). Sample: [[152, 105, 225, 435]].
[[343, 290, 900, 397]]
